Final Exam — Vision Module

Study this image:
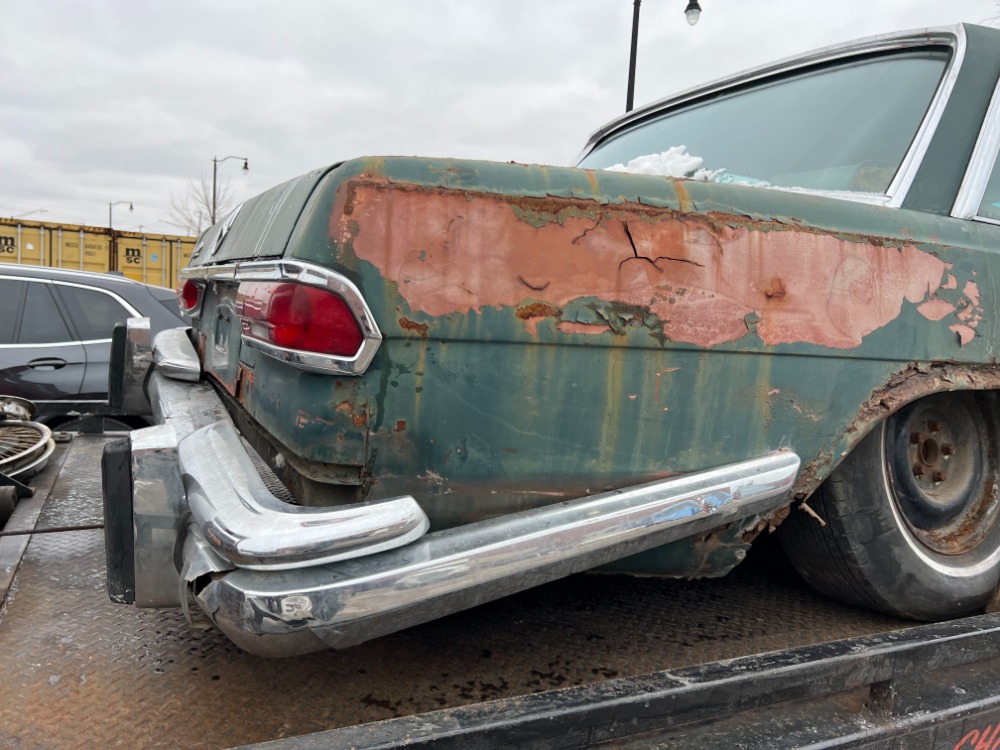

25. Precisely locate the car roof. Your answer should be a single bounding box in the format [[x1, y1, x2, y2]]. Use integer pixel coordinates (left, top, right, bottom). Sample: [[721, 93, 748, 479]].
[[0, 264, 169, 291]]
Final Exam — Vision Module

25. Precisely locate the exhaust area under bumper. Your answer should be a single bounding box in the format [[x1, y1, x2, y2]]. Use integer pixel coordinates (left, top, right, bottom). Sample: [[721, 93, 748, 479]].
[[103, 323, 801, 656]]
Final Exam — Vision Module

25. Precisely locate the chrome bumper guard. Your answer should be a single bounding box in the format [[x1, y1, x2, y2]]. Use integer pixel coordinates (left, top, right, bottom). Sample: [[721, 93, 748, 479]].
[[115, 322, 801, 657]]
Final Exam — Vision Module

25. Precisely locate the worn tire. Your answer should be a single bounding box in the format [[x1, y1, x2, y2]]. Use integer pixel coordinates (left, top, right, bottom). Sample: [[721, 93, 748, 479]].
[[779, 391, 1000, 620]]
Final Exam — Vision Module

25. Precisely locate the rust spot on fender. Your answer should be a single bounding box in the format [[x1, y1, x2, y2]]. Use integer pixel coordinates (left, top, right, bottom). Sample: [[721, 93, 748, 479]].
[[398, 317, 429, 337], [763, 278, 786, 299], [235, 363, 255, 402], [337, 178, 981, 349], [516, 302, 560, 319], [335, 400, 368, 428], [517, 302, 562, 335], [394, 420, 407, 432]]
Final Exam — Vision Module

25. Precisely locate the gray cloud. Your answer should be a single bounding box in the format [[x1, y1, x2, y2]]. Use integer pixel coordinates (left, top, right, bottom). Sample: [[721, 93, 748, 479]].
[[0, 0, 994, 231]]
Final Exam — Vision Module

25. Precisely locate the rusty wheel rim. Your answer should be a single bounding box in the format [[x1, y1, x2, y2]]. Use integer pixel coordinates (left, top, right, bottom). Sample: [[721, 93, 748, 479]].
[[886, 393, 999, 556]]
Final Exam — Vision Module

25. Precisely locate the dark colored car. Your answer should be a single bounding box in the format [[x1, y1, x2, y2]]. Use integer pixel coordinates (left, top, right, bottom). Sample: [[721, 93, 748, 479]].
[[0, 265, 184, 426], [105, 23, 1000, 656]]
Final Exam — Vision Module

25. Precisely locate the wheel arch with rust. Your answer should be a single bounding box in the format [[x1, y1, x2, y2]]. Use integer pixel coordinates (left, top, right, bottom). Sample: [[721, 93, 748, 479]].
[[792, 363, 1000, 508]]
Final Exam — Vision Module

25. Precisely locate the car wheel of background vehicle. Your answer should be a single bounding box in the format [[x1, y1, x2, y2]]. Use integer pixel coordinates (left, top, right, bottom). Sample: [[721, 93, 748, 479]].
[[779, 391, 1000, 620]]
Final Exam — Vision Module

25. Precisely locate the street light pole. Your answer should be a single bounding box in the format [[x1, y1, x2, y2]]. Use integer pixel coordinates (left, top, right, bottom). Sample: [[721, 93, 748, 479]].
[[626, 1, 703, 113], [108, 200, 133, 230], [211, 155, 250, 225], [626, 0, 641, 112]]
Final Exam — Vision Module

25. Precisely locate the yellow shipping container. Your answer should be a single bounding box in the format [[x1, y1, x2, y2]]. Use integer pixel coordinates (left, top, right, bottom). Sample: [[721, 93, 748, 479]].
[[116, 232, 197, 289], [0, 223, 47, 266], [0, 218, 195, 288]]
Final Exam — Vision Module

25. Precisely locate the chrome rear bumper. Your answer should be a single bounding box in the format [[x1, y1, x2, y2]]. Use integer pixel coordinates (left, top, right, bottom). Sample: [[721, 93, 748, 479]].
[[103, 323, 801, 657]]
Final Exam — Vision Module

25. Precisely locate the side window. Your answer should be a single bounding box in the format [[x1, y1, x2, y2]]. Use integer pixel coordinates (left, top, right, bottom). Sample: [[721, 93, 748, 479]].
[[977, 153, 1000, 222], [54, 285, 132, 341], [19, 281, 73, 344], [0, 280, 26, 344]]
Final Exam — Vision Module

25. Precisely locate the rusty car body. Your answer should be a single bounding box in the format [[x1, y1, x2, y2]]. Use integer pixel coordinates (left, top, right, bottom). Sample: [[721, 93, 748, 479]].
[[103, 23, 1000, 656]]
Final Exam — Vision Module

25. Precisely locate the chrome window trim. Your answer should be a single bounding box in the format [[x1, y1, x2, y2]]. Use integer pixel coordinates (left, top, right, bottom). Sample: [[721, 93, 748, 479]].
[[884, 30, 965, 207], [0, 339, 113, 350], [181, 260, 382, 376], [767, 186, 890, 206], [0, 275, 139, 347], [0, 266, 146, 285], [953, 74, 1000, 219], [46, 279, 141, 317], [578, 26, 965, 209]]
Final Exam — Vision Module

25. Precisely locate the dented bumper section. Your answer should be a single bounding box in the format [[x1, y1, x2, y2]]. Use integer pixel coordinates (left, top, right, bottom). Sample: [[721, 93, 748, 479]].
[[103, 320, 801, 656]]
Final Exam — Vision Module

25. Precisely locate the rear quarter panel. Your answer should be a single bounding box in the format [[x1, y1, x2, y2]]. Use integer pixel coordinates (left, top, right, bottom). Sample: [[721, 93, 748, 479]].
[[268, 157, 1000, 533]]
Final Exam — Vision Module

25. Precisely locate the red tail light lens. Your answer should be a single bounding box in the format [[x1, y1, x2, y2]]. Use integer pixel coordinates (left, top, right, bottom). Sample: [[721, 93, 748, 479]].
[[236, 282, 365, 357], [178, 279, 202, 313]]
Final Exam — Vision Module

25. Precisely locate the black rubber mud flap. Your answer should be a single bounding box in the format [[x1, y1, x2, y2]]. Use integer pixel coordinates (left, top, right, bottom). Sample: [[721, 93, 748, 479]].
[[102, 437, 134, 604], [107, 322, 127, 410]]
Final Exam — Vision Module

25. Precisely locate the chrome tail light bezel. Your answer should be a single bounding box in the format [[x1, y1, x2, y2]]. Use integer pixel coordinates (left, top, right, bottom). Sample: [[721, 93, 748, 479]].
[[180, 260, 383, 376]]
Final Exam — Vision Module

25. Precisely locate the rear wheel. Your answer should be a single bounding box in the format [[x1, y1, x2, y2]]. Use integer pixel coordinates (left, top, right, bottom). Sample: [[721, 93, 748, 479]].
[[780, 391, 1000, 620]]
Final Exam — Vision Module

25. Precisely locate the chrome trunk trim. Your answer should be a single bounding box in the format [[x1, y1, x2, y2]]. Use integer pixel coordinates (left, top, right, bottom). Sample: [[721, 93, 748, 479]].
[[191, 451, 800, 656]]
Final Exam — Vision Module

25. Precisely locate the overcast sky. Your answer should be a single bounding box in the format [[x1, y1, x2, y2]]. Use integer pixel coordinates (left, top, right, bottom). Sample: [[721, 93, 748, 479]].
[[2, 0, 998, 235]]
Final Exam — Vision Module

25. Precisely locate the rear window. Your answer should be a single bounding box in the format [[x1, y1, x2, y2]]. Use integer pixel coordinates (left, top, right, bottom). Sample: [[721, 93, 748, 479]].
[[579, 48, 950, 194], [142, 284, 184, 320]]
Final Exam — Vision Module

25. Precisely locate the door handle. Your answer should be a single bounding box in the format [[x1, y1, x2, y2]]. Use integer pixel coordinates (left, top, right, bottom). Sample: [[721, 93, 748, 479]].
[[27, 357, 67, 370]]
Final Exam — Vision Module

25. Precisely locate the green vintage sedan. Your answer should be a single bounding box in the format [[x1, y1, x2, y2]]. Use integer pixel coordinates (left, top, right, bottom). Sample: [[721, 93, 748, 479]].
[[103, 23, 1000, 656]]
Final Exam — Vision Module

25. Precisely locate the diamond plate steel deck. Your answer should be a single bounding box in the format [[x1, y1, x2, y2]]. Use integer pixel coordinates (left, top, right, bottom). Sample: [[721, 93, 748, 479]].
[[0, 435, 908, 749]]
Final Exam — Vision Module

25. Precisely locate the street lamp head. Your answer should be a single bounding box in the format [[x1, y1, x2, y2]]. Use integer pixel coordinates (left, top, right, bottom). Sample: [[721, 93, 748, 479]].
[[129, 202, 134, 213], [211, 154, 251, 225], [685, 0, 701, 25]]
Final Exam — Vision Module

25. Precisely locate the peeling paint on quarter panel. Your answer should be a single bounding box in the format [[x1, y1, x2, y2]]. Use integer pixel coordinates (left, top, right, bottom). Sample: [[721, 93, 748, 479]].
[[337, 178, 979, 350]]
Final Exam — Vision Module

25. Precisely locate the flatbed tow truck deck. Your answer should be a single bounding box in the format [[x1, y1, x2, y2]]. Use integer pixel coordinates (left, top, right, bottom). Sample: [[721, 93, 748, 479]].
[[1, 434, 999, 749]]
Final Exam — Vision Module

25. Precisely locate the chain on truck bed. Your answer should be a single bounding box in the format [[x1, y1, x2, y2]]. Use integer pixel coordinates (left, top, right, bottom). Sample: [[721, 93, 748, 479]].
[[0, 435, 930, 749]]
